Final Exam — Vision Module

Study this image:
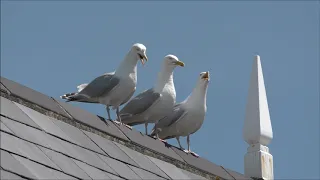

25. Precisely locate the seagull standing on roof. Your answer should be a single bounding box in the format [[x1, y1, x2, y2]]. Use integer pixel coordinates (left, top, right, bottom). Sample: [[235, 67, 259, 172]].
[[60, 43, 148, 124], [119, 55, 185, 134], [150, 71, 210, 157]]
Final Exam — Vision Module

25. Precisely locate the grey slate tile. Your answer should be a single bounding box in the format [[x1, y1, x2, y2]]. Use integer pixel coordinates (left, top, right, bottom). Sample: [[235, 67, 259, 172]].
[[106, 173, 125, 180], [38, 146, 92, 180], [1, 117, 71, 156], [55, 138, 117, 175], [0, 150, 37, 179], [54, 98, 129, 141], [180, 168, 207, 180], [114, 142, 170, 179], [0, 169, 27, 180], [53, 120, 106, 154], [83, 130, 138, 166], [0, 96, 40, 128], [1, 117, 56, 148], [14, 103, 73, 141], [171, 147, 234, 179], [129, 165, 166, 180], [12, 154, 76, 180], [224, 168, 251, 180], [0, 132, 60, 170], [117, 125, 184, 162], [0, 82, 10, 94], [98, 154, 141, 180], [147, 156, 190, 180], [0, 118, 14, 133], [0, 77, 69, 117], [74, 160, 112, 180]]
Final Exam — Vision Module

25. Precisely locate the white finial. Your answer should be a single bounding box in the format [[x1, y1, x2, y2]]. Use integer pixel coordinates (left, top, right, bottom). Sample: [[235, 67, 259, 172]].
[[243, 55, 274, 180]]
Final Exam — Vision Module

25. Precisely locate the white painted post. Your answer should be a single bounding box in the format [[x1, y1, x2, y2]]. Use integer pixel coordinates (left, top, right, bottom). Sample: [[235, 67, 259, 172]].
[[243, 55, 274, 180]]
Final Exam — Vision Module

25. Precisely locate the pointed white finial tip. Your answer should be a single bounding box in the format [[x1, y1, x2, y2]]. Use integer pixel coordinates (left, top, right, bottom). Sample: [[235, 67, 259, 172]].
[[254, 55, 260, 61]]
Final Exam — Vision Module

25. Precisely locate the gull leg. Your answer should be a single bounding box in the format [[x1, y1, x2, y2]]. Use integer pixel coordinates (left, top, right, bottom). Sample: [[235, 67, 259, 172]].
[[183, 136, 190, 154], [106, 105, 112, 120], [113, 107, 122, 125], [114, 107, 132, 129], [187, 135, 190, 152], [145, 122, 148, 135], [176, 137, 183, 150], [187, 135, 199, 157], [155, 131, 167, 143], [116, 107, 121, 123]]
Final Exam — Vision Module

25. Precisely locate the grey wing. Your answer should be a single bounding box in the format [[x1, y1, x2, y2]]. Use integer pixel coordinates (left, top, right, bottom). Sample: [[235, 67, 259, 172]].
[[155, 103, 187, 129], [79, 72, 120, 98], [120, 87, 136, 106], [120, 88, 161, 115], [151, 103, 187, 135]]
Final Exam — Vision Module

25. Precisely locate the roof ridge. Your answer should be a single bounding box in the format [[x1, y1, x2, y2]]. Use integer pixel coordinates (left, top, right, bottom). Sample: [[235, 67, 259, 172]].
[[1, 76, 250, 180]]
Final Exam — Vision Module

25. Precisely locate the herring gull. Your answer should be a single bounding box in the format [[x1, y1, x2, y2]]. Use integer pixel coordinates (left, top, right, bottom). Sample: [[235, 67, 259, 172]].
[[150, 71, 210, 157], [119, 55, 185, 134], [60, 43, 148, 124]]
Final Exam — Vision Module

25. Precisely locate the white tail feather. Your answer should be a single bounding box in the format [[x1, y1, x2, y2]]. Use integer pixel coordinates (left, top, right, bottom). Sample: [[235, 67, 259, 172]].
[[77, 83, 88, 92]]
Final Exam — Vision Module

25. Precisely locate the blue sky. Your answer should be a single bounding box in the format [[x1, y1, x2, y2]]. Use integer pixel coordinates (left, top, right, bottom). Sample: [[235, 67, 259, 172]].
[[1, 1, 319, 179]]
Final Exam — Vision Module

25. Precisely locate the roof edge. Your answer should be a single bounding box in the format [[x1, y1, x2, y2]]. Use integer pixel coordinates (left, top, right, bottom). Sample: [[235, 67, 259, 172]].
[[0, 90, 224, 180]]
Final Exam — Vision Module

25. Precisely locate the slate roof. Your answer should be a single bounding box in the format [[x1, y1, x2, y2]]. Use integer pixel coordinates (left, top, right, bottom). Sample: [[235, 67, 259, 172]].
[[0, 76, 251, 180]]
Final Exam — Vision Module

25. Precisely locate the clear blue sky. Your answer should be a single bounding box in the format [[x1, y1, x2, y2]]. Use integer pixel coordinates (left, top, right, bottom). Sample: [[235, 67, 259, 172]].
[[1, 1, 319, 179]]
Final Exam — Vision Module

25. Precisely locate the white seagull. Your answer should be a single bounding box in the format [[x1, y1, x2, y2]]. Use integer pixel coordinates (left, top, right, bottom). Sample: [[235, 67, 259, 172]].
[[60, 43, 148, 124], [150, 71, 210, 157], [119, 55, 185, 134]]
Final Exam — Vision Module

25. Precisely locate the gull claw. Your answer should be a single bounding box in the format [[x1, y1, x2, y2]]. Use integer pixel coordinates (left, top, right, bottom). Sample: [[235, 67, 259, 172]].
[[157, 138, 167, 143], [113, 121, 132, 129], [124, 124, 132, 129], [190, 151, 199, 157], [182, 150, 199, 157], [113, 120, 121, 125]]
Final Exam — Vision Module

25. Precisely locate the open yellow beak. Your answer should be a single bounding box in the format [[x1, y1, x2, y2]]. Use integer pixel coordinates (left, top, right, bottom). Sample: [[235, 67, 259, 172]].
[[202, 71, 210, 80], [174, 60, 185, 67]]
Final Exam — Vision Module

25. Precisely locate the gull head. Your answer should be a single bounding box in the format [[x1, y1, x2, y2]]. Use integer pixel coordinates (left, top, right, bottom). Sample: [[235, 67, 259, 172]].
[[132, 43, 148, 65], [163, 54, 185, 68], [199, 71, 210, 84]]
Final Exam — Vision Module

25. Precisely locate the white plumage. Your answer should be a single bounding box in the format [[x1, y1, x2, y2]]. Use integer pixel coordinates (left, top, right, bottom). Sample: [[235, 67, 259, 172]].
[[120, 55, 185, 134], [60, 43, 148, 122], [151, 71, 210, 157]]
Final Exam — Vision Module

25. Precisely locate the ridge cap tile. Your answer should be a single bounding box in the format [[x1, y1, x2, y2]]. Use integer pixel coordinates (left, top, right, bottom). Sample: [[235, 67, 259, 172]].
[[171, 147, 234, 179], [116, 125, 185, 162], [53, 98, 129, 141], [1, 76, 69, 117]]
